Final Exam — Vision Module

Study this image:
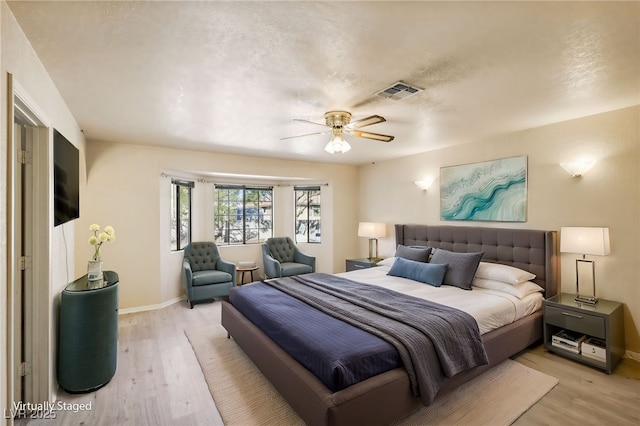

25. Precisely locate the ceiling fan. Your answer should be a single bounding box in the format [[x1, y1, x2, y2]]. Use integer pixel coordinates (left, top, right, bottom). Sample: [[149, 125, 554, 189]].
[[282, 111, 395, 154]]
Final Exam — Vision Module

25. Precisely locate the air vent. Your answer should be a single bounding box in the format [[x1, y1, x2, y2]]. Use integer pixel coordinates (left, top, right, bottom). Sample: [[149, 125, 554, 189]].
[[375, 81, 423, 101]]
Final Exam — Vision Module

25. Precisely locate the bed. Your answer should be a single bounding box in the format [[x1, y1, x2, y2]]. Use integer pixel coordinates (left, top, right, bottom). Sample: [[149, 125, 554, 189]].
[[221, 224, 558, 426]]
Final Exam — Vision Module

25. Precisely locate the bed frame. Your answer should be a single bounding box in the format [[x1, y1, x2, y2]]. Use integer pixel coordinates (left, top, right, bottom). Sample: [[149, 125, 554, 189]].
[[221, 224, 558, 426]]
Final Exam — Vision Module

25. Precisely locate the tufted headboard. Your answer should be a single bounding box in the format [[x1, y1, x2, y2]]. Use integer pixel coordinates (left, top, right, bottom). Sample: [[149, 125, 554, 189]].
[[395, 224, 559, 297]]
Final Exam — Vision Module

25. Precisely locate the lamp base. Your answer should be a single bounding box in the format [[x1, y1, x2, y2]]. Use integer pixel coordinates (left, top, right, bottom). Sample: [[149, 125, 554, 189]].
[[574, 295, 598, 305], [574, 258, 598, 305]]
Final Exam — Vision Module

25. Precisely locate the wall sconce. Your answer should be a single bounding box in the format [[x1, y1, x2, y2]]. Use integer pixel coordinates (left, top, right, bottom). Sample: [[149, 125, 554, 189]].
[[560, 159, 596, 177], [560, 227, 610, 304], [358, 222, 386, 261], [414, 179, 433, 191]]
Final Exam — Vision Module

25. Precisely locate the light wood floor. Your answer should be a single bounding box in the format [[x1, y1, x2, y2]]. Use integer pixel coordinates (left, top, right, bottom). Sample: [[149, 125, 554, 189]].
[[20, 299, 640, 425]]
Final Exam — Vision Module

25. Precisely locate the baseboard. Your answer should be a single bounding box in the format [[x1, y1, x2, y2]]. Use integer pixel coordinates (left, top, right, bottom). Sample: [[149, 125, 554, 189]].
[[118, 296, 185, 315], [624, 350, 640, 363]]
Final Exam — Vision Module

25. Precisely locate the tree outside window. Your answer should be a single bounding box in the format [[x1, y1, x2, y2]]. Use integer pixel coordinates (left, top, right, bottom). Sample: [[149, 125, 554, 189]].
[[170, 179, 193, 251], [214, 185, 273, 244], [295, 186, 321, 243]]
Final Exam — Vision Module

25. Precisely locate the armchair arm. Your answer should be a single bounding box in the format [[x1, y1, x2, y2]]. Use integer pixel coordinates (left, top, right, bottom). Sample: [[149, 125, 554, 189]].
[[262, 244, 282, 278], [216, 258, 237, 283], [294, 249, 316, 272], [182, 260, 194, 296]]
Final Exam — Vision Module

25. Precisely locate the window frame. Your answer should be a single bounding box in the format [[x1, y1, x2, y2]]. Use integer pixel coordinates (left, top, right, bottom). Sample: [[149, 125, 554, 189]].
[[170, 179, 193, 251], [214, 184, 274, 245], [294, 185, 321, 244]]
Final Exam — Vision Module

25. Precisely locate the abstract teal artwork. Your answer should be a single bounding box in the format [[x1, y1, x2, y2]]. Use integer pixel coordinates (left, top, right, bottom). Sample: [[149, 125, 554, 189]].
[[440, 156, 527, 222]]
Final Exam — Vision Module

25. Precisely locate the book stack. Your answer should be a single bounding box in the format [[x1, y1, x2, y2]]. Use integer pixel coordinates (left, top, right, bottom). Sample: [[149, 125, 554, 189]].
[[582, 337, 606, 362], [552, 330, 586, 354]]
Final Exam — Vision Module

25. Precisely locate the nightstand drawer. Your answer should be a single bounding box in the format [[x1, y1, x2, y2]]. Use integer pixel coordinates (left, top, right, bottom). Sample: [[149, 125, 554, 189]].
[[349, 262, 368, 270], [545, 305, 605, 338], [345, 258, 378, 272]]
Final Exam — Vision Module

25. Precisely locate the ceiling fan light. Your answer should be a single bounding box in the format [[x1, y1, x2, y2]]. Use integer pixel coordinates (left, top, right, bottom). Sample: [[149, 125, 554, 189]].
[[324, 141, 337, 154], [324, 134, 351, 154]]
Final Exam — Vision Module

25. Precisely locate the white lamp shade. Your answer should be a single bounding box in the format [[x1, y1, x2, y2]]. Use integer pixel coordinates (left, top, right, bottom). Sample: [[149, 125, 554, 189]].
[[560, 227, 611, 256], [358, 222, 386, 238]]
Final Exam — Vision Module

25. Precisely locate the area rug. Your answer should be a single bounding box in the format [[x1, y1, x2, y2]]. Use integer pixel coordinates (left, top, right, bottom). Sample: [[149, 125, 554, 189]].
[[186, 324, 558, 426]]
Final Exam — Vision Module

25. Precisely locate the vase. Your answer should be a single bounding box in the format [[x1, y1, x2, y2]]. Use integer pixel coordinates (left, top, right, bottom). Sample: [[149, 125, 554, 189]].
[[87, 259, 103, 282]]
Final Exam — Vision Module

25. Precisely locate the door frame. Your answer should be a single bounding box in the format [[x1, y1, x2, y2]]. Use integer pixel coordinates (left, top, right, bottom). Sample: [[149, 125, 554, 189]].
[[6, 73, 53, 409]]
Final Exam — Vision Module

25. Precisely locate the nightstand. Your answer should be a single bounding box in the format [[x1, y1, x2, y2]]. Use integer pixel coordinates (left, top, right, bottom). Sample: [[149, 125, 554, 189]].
[[346, 258, 379, 272], [543, 293, 624, 374]]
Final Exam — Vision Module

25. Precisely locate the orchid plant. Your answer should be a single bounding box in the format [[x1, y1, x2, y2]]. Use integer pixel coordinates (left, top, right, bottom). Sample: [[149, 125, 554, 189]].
[[88, 224, 116, 261]]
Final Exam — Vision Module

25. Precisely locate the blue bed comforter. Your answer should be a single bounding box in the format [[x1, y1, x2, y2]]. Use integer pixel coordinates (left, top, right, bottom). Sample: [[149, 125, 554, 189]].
[[229, 273, 488, 406]]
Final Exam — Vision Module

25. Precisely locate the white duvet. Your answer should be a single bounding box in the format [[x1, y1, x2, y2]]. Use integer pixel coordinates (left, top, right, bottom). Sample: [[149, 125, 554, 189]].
[[336, 265, 543, 335]]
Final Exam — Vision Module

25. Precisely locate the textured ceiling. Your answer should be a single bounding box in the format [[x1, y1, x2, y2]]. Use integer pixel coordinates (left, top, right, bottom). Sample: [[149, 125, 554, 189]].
[[7, 1, 640, 166]]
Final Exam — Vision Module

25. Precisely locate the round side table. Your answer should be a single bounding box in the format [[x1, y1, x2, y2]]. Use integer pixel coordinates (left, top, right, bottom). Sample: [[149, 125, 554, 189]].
[[237, 265, 259, 285]]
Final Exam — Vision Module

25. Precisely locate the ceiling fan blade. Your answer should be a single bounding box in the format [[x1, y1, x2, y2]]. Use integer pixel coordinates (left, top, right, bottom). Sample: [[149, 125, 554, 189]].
[[349, 130, 394, 142], [292, 118, 327, 128], [348, 115, 386, 129], [281, 131, 329, 140]]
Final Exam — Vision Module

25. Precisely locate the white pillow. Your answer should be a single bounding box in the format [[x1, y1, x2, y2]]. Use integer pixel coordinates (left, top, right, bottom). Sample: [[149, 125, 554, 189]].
[[474, 262, 536, 285], [473, 278, 544, 299], [377, 257, 396, 267]]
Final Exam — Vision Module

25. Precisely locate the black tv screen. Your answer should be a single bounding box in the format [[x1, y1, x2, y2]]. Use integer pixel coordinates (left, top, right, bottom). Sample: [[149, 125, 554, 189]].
[[54, 129, 79, 226]]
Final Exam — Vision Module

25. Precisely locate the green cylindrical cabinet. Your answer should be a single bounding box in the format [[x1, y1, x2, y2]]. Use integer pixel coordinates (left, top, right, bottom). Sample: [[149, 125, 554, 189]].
[[58, 271, 119, 393]]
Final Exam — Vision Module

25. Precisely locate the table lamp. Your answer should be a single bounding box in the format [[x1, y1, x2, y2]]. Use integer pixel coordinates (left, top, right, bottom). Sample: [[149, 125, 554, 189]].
[[358, 222, 386, 261], [560, 227, 610, 304]]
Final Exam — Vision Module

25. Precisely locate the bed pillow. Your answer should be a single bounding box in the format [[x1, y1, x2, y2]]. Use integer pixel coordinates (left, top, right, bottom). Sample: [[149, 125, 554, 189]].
[[429, 249, 483, 290], [475, 262, 536, 285], [473, 278, 544, 298], [387, 256, 448, 287], [377, 257, 396, 267], [394, 245, 432, 262]]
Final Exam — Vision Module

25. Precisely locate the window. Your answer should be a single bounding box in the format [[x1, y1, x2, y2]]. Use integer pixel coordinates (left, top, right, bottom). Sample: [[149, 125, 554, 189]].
[[295, 186, 321, 243], [170, 179, 193, 251], [214, 185, 273, 244]]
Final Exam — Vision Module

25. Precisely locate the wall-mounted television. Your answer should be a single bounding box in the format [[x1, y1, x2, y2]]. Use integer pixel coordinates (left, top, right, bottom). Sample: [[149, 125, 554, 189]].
[[54, 129, 79, 226]]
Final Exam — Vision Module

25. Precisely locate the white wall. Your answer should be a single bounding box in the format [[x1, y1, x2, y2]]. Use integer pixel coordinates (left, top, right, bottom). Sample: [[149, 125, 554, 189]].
[[357, 106, 640, 352], [1, 1, 86, 415], [76, 141, 358, 311]]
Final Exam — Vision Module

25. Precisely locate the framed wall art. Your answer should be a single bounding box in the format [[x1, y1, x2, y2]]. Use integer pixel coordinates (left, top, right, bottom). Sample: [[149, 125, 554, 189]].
[[440, 155, 527, 222]]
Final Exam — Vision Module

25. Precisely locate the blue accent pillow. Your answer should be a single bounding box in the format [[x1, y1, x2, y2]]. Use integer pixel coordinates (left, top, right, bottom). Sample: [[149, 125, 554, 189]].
[[387, 256, 448, 287]]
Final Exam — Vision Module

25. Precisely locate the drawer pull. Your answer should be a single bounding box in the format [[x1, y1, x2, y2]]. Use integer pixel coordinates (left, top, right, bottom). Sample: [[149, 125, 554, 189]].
[[561, 312, 583, 319]]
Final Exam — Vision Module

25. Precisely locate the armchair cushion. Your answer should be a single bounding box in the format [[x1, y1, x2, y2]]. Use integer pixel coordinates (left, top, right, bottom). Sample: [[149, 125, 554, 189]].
[[192, 270, 233, 286], [281, 262, 313, 276]]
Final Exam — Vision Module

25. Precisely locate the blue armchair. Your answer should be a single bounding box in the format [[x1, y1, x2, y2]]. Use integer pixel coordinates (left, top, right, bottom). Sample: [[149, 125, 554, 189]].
[[262, 237, 316, 278], [182, 242, 236, 308]]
